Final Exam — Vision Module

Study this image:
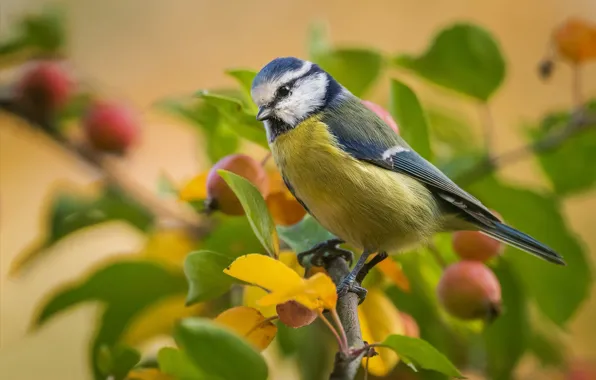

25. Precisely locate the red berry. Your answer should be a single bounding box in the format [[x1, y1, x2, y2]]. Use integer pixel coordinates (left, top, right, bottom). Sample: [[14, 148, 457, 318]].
[[452, 210, 504, 262], [362, 100, 399, 133], [83, 101, 140, 154], [16, 60, 72, 114], [452, 231, 504, 262], [206, 154, 269, 215], [437, 261, 502, 321], [399, 312, 420, 338], [276, 300, 317, 328], [566, 359, 596, 380]]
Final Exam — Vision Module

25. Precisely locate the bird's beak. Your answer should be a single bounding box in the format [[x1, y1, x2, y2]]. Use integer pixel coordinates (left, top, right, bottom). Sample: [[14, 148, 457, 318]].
[[256, 106, 273, 121]]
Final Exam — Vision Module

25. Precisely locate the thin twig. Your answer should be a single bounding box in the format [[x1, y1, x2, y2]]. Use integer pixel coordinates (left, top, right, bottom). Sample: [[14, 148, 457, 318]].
[[331, 308, 349, 353], [260, 151, 272, 167], [479, 103, 495, 157], [455, 108, 595, 186], [0, 94, 211, 237], [325, 256, 365, 380], [245, 315, 279, 338], [572, 65, 582, 108], [319, 310, 347, 354]]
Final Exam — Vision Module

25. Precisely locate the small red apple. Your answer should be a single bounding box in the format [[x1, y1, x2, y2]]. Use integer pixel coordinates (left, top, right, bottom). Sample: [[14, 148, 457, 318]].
[[16, 60, 72, 114], [437, 261, 502, 321], [399, 312, 420, 338], [452, 210, 504, 262], [83, 101, 140, 154], [362, 100, 399, 133], [205, 154, 270, 216], [276, 300, 317, 328]]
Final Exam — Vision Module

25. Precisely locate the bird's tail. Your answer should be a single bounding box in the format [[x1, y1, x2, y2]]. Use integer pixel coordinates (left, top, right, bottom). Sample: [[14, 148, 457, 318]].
[[480, 222, 566, 266]]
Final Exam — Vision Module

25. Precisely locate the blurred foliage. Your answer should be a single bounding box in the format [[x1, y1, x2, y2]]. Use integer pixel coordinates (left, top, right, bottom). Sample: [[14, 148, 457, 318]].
[[389, 79, 433, 161], [393, 23, 506, 101], [2, 7, 595, 380]]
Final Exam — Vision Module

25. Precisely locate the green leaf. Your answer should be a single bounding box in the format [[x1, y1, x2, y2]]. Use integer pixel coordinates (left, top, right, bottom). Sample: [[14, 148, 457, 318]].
[[12, 186, 154, 274], [202, 215, 267, 258], [226, 69, 258, 112], [35, 260, 187, 379], [528, 329, 566, 369], [426, 107, 478, 159], [58, 92, 93, 121], [381, 335, 464, 378], [97, 344, 141, 380], [207, 122, 242, 162], [484, 259, 530, 380], [394, 23, 506, 101], [307, 21, 331, 63], [158, 347, 206, 380], [196, 92, 268, 149], [183, 250, 236, 306], [156, 172, 179, 198], [316, 48, 383, 97], [0, 36, 28, 56], [277, 214, 335, 253], [467, 176, 592, 325], [389, 79, 433, 161], [296, 322, 334, 380], [389, 248, 472, 366], [21, 6, 66, 53], [156, 98, 239, 163], [174, 318, 268, 380], [528, 102, 596, 196], [218, 170, 279, 257]]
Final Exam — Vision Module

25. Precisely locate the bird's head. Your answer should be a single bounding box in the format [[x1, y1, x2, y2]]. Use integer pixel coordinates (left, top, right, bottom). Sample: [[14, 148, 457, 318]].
[[251, 57, 344, 134]]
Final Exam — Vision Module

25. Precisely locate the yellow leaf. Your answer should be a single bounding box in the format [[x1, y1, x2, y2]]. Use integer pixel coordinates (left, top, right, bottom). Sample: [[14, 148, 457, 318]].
[[127, 368, 174, 380], [214, 306, 277, 351], [377, 258, 410, 292], [224, 254, 303, 291], [243, 285, 277, 318], [140, 229, 196, 268], [554, 17, 596, 63], [258, 272, 337, 310], [122, 295, 204, 346], [278, 251, 305, 277], [358, 288, 405, 377], [265, 169, 307, 226], [179, 171, 209, 201]]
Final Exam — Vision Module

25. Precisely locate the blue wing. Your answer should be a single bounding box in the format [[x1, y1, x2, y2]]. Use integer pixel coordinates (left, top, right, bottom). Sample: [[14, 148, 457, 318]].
[[320, 101, 500, 228]]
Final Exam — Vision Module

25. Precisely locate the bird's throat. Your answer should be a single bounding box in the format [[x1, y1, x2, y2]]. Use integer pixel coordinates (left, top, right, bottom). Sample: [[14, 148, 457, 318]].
[[265, 118, 293, 143]]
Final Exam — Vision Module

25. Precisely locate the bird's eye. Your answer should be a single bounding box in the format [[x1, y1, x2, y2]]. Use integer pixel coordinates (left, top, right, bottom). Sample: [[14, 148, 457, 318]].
[[277, 85, 291, 98]]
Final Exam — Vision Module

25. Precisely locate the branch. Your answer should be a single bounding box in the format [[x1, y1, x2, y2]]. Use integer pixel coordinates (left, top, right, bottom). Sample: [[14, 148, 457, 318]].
[[0, 93, 211, 237], [455, 107, 596, 186], [325, 256, 365, 380]]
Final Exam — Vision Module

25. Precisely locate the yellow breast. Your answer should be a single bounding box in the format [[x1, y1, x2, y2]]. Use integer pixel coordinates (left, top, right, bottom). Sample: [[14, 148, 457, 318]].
[[271, 116, 441, 253]]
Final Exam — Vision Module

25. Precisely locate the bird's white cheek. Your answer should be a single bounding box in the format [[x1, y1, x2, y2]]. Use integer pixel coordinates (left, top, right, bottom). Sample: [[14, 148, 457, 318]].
[[275, 104, 298, 126]]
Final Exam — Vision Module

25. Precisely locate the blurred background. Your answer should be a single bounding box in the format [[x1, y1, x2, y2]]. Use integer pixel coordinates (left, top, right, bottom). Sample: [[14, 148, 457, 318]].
[[1, 1, 595, 379]]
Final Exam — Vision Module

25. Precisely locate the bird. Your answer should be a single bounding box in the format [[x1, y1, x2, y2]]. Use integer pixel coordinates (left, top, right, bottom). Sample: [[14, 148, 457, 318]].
[[250, 56, 565, 298]]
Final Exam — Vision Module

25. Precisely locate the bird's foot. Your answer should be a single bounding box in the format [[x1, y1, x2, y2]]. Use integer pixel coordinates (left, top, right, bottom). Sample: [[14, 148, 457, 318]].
[[337, 273, 368, 304], [355, 251, 388, 284], [297, 238, 353, 268]]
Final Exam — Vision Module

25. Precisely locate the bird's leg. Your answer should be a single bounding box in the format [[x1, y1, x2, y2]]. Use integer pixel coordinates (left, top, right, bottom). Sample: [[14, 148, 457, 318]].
[[337, 250, 373, 303], [355, 251, 388, 284], [297, 238, 353, 268]]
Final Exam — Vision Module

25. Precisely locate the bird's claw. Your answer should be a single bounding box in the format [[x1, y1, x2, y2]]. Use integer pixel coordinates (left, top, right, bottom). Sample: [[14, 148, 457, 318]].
[[337, 275, 368, 304], [297, 239, 353, 267]]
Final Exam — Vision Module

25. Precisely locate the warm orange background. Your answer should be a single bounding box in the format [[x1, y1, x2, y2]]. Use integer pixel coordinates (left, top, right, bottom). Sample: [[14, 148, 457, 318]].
[[1, 1, 595, 379]]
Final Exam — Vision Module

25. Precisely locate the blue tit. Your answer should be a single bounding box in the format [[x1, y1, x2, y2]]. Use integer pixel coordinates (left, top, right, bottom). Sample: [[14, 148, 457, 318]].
[[250, 57, 565, 297]]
